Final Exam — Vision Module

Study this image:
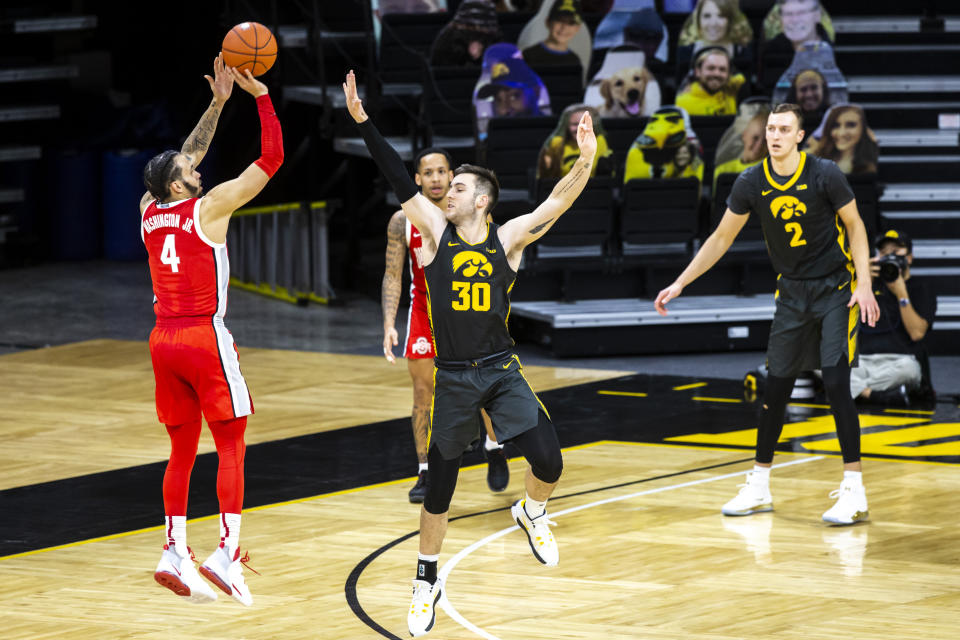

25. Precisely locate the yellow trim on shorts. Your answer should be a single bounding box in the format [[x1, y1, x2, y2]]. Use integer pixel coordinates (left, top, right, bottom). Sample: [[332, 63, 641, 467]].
[[847, 302, 859, 366], [513, 354, 552, 421], [428, 365, 437, 449]]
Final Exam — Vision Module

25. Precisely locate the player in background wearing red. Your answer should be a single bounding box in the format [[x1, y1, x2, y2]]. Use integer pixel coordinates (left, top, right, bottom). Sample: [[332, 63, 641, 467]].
[[382, 148, 510, 503], [141, 54, 282, 606]]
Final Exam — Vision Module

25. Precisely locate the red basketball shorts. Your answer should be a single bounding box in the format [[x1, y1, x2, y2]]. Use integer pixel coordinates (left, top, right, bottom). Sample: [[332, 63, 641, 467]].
[[404, 290, 434, 360], [149, 319, 254, 425]]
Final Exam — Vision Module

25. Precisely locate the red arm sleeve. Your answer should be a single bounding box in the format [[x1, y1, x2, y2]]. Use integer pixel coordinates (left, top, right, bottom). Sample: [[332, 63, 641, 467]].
[[253, 94, 283, 178]]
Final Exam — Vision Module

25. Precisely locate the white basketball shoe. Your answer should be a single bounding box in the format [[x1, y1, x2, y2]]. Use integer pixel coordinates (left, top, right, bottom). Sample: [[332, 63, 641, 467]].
[[154, 544, 218, 603], [199, 544, 255, 606], [822, 479, 869, 525], [722, 470, 774, 516], [511, 499, 559, 566], [408, 577, 443, 637]]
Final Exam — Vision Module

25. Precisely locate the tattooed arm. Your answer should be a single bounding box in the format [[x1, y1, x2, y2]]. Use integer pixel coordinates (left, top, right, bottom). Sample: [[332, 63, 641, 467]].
[[181, 53, 234, 166], [498, 111, 597, 267], [382, 210, 407, 363]]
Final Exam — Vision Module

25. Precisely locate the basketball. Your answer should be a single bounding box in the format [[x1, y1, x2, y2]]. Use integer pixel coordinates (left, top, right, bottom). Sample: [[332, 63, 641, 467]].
[[221, 22, 277, 77]]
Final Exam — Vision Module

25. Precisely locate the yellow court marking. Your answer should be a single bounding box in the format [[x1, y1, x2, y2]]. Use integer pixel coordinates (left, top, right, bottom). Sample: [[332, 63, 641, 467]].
[[672, 382, 708, 391], [883, 408, 936, 416], [691, 396, 743, 403], [788, 402, 831, 409], [597, 390, 648, 397]]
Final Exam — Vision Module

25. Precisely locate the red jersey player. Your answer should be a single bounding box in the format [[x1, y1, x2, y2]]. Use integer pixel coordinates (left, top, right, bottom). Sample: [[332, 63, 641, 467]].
[[141, 56, 282, 606], [381, 148, 509, 503]]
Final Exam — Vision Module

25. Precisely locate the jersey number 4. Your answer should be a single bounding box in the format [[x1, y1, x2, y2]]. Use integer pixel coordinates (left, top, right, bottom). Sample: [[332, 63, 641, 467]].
[[452, 281, 490, 311], [160, 234, 181, 272]]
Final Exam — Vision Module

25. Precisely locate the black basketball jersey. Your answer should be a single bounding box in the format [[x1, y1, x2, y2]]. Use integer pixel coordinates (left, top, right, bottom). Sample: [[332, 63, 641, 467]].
[[727, 152, 856, 279], [424, 222, 516, 361]]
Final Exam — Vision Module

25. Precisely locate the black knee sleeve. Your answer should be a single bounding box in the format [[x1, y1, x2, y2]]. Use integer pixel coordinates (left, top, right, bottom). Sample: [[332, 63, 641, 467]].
[[822, 363, 861, 463], [755, 373, 796, 464], [423, 444, 461, 514], [507, 411, 563, 484]]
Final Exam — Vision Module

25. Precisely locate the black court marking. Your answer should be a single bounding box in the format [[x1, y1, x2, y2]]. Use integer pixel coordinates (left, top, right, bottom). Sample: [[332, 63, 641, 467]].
[[3, 372, 958, 557], [344, 455, 754, 639]]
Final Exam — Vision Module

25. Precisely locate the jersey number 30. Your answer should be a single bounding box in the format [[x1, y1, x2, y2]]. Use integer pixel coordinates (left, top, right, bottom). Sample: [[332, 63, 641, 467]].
[[161, 234, 181, 273], [452, 281, 490, 311]]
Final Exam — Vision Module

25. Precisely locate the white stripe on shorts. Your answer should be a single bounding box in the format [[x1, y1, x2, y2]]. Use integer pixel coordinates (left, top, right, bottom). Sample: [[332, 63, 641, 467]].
[[213, 317, 252, 417]]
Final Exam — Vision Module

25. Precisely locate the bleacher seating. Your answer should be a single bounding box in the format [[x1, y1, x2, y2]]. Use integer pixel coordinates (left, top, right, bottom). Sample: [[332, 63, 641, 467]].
[[532, 176, 617, 261], [620, 177, 700, 258]]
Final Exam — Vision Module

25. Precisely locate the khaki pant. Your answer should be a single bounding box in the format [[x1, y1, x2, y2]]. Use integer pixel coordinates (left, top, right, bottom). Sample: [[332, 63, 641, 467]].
[[850, 353, 921, 398]]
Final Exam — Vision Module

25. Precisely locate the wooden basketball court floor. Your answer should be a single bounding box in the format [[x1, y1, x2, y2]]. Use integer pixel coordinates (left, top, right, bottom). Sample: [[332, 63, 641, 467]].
[[2, 339, 960, 639]]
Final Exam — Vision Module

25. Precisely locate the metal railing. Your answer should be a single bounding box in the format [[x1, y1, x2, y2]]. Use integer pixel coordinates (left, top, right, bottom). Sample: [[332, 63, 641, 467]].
[[228, 200, 337, 304]]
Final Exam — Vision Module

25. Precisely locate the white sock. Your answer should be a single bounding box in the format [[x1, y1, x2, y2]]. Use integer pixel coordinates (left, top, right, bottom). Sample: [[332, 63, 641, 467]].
[[220, 512, 241, 554], [165, 515, 187, 555], [752, 465, 771, 481], [843, 470, 863, 487], [484, 435, 502, 451], [523, 494, 547, 519], [417, 552, 439, 562], [418, 462, 428, 473]]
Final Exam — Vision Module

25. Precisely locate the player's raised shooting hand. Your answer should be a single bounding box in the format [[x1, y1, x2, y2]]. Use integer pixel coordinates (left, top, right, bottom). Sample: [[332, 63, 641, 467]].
[[576, 110, 597, 163], [342, 70, 368, 123], [228, 67, 267, 97], [205, 53, 234, 104], [655, 281, 684, 316]]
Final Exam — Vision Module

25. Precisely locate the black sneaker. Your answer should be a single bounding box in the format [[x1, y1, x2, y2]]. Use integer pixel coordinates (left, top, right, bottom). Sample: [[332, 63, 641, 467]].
[[408, 470, 428, 504], [485, 447, 509, 492]]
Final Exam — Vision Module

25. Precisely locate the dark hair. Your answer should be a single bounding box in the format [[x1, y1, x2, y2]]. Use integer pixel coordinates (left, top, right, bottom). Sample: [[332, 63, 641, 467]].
[[812, 105, 878, 174], [414, 147, 453, 174], [143, 150, 182, 201], [786, 69, 829, 111], [771, 103, 804, 127], [454, 164, 500, 215]]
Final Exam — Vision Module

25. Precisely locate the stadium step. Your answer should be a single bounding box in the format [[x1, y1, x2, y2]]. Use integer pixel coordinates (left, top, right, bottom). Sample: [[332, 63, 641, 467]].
[[0, 146, 41, 162], [848, 75, 960, 102], [0, 65, 78, 83], [873, 128, 959, 152], [836, 44, 960, 76], [878, 154, 960, 182], [7, 15, 97, 34], [0, 105, 60, 122], [859, 101, 960, 129]]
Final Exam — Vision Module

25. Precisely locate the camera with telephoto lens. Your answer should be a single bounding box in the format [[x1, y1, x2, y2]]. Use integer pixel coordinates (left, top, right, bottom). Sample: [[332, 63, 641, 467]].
[[877, 253, 908, 282]]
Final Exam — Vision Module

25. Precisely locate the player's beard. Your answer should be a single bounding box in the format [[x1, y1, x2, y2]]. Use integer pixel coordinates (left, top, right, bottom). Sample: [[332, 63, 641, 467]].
[[183, 181, 203, 198]]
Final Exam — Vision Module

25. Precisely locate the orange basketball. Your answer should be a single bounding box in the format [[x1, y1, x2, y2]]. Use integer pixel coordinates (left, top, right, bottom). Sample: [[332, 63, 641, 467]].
[[222, 22, 277, 77]]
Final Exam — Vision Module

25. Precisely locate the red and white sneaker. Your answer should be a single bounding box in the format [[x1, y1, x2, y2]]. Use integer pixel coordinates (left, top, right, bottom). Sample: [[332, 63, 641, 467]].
[[154, 544, 218, 603], [199, 544, 256, 606]]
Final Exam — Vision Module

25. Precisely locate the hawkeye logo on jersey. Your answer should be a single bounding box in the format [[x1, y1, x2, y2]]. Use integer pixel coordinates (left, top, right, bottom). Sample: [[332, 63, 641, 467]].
[[770, 195, 807, 220], [452, 251, 493, 278]]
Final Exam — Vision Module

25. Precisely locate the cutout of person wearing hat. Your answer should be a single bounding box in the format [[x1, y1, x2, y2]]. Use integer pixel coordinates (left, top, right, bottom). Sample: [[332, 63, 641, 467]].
[[675, 46, 747, 116], [473, 43, 551, 139], [852, 230, 937, 406], [430, 0, 503, 67], [521, 0, 584, 72]]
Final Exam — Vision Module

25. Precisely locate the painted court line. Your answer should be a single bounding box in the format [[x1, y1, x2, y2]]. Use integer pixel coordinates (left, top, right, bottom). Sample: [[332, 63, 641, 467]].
[[437, 455, 823, 640]]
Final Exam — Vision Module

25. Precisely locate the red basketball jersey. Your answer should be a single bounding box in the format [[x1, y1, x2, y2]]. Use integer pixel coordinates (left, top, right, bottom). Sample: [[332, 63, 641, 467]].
[[406, 218, 427, 299], [141, 197, 229, 320]]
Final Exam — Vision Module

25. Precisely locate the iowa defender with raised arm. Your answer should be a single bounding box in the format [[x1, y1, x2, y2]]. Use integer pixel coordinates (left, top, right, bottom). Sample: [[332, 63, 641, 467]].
[[343, 70, 596, 636], [655, 103, 880, 526]]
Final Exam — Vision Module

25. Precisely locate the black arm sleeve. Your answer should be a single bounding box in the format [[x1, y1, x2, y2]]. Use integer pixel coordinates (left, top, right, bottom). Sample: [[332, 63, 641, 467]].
[[356, 119, 419, 204]]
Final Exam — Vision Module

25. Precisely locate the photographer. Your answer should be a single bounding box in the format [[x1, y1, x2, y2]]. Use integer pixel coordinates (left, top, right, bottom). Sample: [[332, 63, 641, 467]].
[[852, 230, 937, 405]]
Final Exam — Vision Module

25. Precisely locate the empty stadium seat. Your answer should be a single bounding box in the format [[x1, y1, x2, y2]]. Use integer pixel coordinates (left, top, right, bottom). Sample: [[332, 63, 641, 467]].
[[620, 177, 701, 257]]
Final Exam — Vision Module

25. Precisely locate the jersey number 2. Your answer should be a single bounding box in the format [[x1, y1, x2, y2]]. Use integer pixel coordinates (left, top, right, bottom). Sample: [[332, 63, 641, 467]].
[[785, 222, 807, 247], [161, 234, 181, 272], [452, 281, 490, 311]]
